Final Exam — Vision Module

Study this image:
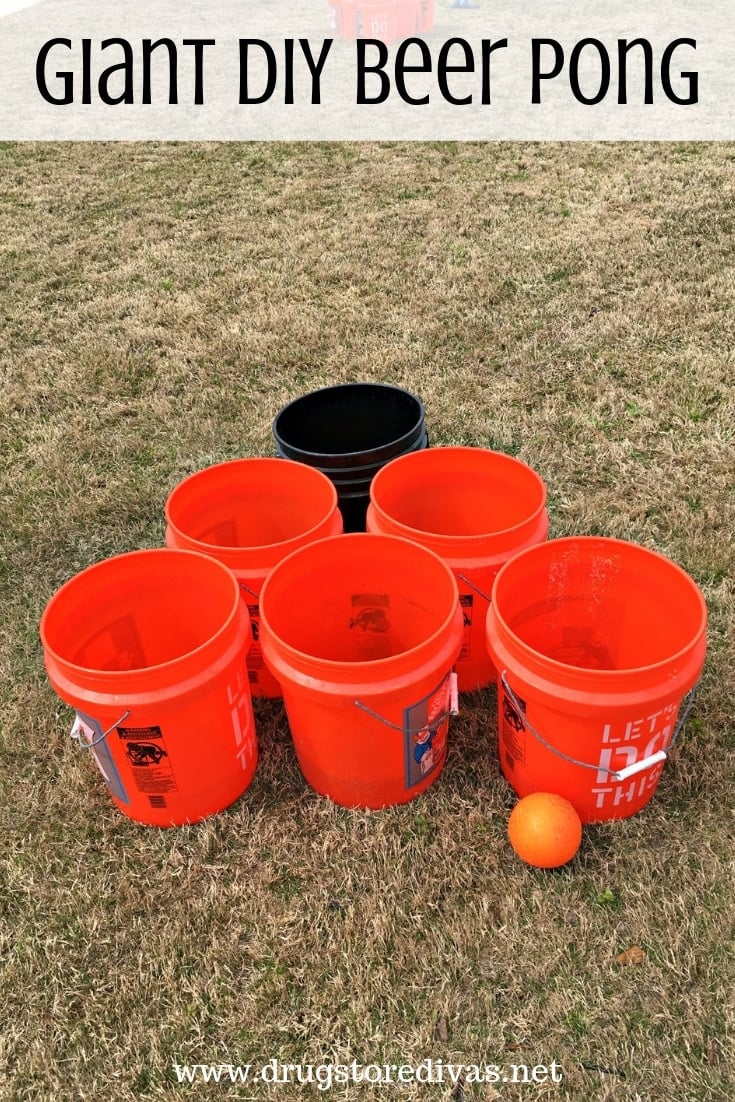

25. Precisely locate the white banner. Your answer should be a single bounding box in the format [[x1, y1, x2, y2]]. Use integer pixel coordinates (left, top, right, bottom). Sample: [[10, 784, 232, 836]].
[[0, 0, 731, 139]]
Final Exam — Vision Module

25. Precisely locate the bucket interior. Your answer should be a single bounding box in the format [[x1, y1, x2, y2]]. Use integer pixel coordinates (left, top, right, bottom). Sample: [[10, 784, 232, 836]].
[[372, 448, 545, 537], [166, 460, 336, 549], [274, 384, 423, 457], [494, 539, 706, 672], [262, 536, 455, 664], [42, 551, 237, 672]]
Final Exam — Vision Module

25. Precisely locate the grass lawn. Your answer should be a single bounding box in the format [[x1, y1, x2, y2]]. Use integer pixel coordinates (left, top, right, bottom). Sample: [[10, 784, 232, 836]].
[[1, 141, 733, 1100]]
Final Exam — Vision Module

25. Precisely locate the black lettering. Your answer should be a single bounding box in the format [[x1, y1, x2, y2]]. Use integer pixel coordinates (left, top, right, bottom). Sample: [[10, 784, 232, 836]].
[[98, 38, 134, 106], [569, 38, 610, 105], [481, 38, 508, 105], [618, 38, 653, 105], [35, 38, 73, 106], [239, 39, 277, 104], [436, 37, 473, 106], [356, 40, 390, 104], [661, 38, 697, 105], [284, 38, 295, 104], [299, 38, 332, 105], [395, 38, 431, 105], [82, 38, 91, 105], [182, 38, 215, 105], [531, 38, 564, 104], [142, 38, 179, 105]]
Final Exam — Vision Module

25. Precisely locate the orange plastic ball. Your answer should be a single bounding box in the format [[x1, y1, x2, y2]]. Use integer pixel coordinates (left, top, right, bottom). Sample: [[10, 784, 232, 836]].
[[507, 792, 583, 868]]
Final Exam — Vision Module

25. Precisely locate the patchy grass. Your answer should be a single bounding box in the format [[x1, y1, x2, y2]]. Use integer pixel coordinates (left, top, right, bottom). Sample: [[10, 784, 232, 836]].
[[1, 142, 734, 1101]]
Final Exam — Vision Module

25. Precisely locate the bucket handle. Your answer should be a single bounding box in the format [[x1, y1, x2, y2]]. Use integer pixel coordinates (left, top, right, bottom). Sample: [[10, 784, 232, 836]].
[[238, 581, 260, 602], [500, 671, 698, 782], [456, 572, 492, 606], [354, 671, 459, 734], [71, 710, 131, 749]]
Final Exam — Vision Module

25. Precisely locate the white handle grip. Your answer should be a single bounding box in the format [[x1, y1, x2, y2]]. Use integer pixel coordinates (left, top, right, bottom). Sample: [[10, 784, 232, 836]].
[[450, 672, 459, 716], [612, 750, 668, 782]]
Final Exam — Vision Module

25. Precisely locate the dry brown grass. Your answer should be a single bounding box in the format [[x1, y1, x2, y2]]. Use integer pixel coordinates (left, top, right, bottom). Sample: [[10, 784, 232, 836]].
[[1, 141, 734, 1101]]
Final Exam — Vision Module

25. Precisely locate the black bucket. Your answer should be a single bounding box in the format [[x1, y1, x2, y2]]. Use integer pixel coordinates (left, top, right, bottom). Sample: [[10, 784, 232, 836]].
[[273, 383, 428, 532]]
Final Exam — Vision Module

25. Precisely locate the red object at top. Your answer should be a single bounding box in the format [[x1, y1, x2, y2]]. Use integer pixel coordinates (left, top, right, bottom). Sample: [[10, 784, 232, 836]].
[[328, 0, 434, 45]]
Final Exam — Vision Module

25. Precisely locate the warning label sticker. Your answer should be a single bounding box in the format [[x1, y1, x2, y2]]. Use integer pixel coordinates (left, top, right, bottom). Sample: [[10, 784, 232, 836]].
[[245, 601, 266, 670], [403, 674, 451, 789], [501, 689, 527, 769], [458, 594, 473, 662], [116, 725, 178, 794]]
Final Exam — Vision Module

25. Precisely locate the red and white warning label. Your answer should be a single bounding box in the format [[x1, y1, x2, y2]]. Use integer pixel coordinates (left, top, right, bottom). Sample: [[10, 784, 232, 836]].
[[116, 725, 178, 794], [458, 594, 473, 662], [501, 689, 527, 771]]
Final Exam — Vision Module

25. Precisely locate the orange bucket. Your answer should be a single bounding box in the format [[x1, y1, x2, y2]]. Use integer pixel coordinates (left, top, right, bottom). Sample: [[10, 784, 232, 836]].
[[367, 446, 548, 692], [259, 533, 464, 809], [418, 0, 434, 32], [340, 0, 360, 38], [40, 549, 257, 827], [359, 1, 401, 44], [395, 0, 420, 38], [165, 458, 342, 698], [486, 537, 707, 822]]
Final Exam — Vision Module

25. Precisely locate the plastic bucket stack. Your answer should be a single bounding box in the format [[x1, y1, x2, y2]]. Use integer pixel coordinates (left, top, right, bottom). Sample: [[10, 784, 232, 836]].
[[367, 446, 549, 692], [336, 0, 360, 38], [327, 0, 425, 41], [40, 549, 257, 827], [273, 382, 428, 532], [164, 458, 342, 698], [359, 2, 400, 43], [359, 0, 421, 42], [259, 533, 463, 809], [486, 537, 707, 822], [40, 378, 709, 827]]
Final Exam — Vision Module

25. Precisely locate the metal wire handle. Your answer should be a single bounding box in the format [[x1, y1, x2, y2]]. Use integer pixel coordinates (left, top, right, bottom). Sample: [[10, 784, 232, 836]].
[[238, 581, 260, 602], [456, 572, 492, 605], [71, 710, 131, 749], [500, 671, 698, 782], [354, 672, 459, 733]]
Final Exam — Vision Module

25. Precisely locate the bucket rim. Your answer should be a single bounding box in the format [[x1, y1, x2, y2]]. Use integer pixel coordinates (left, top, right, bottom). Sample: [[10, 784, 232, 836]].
[[40, 547, 244, 683], [272, 382, 426, 463], [164, 456, 340, 557], [259, 531, 461, 679], [275, 427, 429, 478], [489, 535, 708, 683], [369, 445, 548, 547]]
